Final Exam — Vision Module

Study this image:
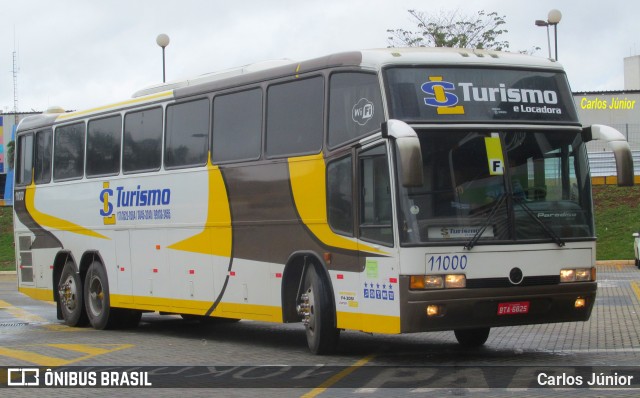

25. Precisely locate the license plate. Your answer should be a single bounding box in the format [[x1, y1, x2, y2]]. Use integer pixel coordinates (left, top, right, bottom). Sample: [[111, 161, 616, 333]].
[[497, 301, 530, 315]]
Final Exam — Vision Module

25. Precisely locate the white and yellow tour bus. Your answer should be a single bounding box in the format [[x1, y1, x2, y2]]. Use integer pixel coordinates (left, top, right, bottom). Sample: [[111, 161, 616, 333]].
[[13, 48, 634, 354]]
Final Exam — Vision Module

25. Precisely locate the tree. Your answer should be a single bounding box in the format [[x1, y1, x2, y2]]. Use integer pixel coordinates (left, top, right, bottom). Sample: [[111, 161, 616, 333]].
[[387, 9, 510, 51], [6, 141, 14, 170]]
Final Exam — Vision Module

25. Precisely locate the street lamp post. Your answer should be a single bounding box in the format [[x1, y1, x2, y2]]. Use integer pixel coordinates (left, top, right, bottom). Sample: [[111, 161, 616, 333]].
[[547, 9, 562, 61], [535, 9, 562, 61], [156, 33, 170, 83], [535, 20, 551, 59]]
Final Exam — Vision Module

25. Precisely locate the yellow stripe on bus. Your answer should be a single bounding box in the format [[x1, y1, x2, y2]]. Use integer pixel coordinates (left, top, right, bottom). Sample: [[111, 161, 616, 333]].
[[288, 154, 388, 256], [111, 294, 283, 323], [167, 162, 232, 256], [25, 183, 109, 240], [336, 311, 400, 334], [56, 91, 174, 120], [18, 286, 54, 302]]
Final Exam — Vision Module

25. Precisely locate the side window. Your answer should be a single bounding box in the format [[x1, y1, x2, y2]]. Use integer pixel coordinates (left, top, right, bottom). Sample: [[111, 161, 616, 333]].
[[165, 98, 209, 168], [34, 129, 52, 184], [327, 155, 353, 235], [54, 122, 85, 181], [359, 145, 393, 246], [16, 134, 33, 186], [212, 89, 261, 162], [123, 107, 162, 173], [266, 76, 323, 157], [87, 115, 121, 177], [329, 73, 383, 149]]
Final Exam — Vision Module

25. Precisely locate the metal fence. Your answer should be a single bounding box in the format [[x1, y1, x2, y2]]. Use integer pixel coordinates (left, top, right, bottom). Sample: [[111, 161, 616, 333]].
[[585, 123, 640, 178], [588, 150, 640, 177]]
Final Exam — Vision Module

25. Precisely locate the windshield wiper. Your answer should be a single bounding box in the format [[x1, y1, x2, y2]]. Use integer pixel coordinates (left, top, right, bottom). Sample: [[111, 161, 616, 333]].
[[513, 197, 566, 247], [464, 193, 508, 251]]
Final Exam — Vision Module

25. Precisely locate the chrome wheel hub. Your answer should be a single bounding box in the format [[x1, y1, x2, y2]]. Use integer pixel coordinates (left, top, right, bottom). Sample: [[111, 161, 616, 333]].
[[58, 275, 78, 311]]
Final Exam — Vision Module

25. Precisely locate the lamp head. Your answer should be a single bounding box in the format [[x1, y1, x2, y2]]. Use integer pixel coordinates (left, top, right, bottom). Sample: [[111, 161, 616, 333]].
[[156, 33, 170, 48], [548, 9, 562, 25]]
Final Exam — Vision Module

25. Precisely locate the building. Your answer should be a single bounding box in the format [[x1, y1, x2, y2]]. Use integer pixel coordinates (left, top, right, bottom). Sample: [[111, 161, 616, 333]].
[[0, 112, 41, 204], [573, 55, 640, 183]]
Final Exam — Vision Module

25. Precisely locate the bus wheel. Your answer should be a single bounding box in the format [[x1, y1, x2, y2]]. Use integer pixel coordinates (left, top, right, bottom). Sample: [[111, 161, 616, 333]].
[[298, 265, 340, 354], [454, 327, 490, 347], [84, 261, 116, 330], [58, 261, 88, 326]]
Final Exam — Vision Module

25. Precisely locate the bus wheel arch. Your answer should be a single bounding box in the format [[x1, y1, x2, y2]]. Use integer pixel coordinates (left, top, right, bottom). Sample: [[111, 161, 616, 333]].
[[282, 252, 330, 323], [282, 252, 340, 354], [52, 251, 71, 319]]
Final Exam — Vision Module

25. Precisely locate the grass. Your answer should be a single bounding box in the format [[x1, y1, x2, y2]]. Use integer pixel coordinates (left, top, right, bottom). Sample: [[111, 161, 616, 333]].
[[592, 184, 640, 260], [0, 184, 637, 271], [0, 206, 15, 271]]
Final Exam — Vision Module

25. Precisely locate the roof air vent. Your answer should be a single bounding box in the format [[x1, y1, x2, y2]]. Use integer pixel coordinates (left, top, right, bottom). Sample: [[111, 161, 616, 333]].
[[45, 106, 65, 114]]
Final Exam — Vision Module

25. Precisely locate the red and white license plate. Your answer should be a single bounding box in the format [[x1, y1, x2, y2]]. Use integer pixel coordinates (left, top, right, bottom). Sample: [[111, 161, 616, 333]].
[[497, 301, 530, 315]]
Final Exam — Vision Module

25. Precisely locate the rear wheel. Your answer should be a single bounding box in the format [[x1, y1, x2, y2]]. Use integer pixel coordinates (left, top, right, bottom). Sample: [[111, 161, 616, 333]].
[[454, 327, 490, 347], [58, 261, 88, 326], [298, 264, 340, 354], [85, 261, 118, 330]]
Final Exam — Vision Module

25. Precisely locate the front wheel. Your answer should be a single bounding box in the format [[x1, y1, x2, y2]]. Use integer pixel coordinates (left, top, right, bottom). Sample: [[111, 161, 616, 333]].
[[298, 264, 340, 354], [454, 327, 490, 347]]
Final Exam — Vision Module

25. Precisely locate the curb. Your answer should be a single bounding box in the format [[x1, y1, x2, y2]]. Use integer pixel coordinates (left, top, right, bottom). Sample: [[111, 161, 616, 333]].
[[595, 260, 635, 266]]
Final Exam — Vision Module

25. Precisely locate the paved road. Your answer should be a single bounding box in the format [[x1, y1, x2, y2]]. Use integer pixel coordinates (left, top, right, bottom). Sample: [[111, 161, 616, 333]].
[[1, 263, 639, 397]]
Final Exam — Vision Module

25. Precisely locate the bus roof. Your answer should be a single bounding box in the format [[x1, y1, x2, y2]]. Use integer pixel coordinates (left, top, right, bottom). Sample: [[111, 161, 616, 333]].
[[169, 48, 563, 101], [18, 48, 563, 131]]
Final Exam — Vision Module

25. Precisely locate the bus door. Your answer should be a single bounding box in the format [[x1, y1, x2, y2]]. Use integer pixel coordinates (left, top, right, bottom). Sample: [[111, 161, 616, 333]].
[[356, 142, 400, 332]]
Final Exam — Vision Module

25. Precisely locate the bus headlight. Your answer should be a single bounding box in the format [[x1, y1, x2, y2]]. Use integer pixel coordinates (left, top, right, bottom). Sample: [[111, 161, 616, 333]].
[[560, 268, 593, 282], [445, 274, 466, 288], [410, 274, 466, 290]]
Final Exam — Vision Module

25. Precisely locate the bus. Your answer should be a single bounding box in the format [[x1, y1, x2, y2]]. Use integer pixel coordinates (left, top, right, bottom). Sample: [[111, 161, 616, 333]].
[[13, 48, 634, 354]]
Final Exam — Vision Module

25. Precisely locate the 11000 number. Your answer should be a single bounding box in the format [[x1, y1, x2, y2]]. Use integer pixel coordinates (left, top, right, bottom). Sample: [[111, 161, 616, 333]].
[[428, 255, 468, 271]]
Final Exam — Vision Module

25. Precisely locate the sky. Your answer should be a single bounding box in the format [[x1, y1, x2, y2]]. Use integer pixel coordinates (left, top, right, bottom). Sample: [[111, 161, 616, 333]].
[[0, 0, 638, 112]]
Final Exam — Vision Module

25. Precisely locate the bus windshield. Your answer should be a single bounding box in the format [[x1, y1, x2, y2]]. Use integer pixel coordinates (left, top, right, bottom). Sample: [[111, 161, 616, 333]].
[[397, 130, 594, 245]]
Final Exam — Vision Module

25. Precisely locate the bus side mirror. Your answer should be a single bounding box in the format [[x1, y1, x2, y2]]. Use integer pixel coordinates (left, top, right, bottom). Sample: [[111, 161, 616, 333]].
[[582, 124, 635, 187], [382, 119, 424, 187]]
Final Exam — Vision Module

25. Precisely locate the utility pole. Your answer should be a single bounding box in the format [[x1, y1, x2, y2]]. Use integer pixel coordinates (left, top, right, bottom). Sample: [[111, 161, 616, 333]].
[[12, 28, 19, 124]]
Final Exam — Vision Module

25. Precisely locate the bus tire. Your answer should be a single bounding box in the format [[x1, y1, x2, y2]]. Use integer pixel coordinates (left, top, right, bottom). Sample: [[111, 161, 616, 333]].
[[84, 261, 117, 330], [454, 327, 490, 347], [58, 261, 89, 327], [300, 264, 340, 355]]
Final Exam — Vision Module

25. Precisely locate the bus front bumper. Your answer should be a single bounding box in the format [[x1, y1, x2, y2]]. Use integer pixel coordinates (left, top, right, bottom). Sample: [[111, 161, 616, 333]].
[[399, 277, 596, 333]]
